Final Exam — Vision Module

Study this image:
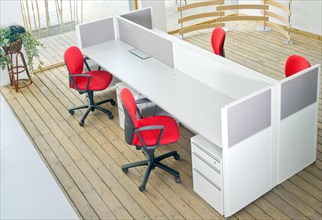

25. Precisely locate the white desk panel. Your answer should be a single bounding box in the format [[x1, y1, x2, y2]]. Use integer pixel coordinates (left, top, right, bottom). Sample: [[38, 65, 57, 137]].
[[175, 43, 272, 99], [136, 72, 234, 147]]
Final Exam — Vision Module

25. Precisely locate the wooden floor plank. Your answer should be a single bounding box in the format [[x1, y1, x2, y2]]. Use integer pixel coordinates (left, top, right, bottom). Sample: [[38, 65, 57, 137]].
[[253, 197, 291, 220], [264, 192, 308, 219], [272, 185, 321, 219]]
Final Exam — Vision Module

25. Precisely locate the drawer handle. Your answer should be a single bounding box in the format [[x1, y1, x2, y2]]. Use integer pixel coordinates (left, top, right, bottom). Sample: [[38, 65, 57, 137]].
[[193, 152, 221, 174], [192, 142, 221, 163], [194, 168, 221, 191]]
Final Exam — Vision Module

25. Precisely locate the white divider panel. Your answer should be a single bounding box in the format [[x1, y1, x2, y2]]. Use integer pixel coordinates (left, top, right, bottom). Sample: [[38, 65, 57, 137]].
[[76, 17, 115, 49], [175, 42, 271, 99], [222, 87, 273, 216], [117, 17, 174, 68], [278, 65, 320, 183], [120, 7, 153, 29], [281, 65, 319, 119]]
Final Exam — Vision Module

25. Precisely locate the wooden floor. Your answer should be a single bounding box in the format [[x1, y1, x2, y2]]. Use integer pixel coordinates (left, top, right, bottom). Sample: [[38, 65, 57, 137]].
[[1, 5, 321, 220]]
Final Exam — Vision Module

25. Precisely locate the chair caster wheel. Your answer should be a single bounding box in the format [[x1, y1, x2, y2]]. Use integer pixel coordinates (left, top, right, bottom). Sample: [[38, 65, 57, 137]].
[[69, 110, 74, 115], [175, 176, 181, 183], [108, 114, 114, 120], [139, 185, 145, 192], [122, 167, 128, 173], [79, 121, 84, 126], [111, 100, 116, 106], [174, 153, 180, 160]]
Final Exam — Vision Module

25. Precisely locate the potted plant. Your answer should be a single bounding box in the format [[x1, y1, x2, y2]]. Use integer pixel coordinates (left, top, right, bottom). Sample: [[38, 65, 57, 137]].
[[0, 25, 43, 72]]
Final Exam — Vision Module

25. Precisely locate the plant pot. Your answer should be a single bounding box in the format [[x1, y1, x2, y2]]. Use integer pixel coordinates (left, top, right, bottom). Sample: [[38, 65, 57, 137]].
[[4, 40, 22, 54]]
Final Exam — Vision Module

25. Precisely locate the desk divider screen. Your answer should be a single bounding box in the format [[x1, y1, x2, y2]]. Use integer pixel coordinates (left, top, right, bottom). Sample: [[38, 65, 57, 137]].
[[280, 65, 319, 119], [117, 16, 174, 68], [175, 42, 270, 99], [76, 17, 115, 49], [120, 7, 153, 29], [226, 89, 271, 147]]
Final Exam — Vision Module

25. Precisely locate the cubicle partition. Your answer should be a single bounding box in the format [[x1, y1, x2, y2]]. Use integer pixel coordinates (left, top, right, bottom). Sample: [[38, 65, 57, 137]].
[[221, 87, 273, 216], [76, 9, 320, 217], [277, 65, 320, 183], [174, 40, 273, 99], [117, 16, 174, 67], [76, 16, 116, 50], [120, 7, 153, 29]]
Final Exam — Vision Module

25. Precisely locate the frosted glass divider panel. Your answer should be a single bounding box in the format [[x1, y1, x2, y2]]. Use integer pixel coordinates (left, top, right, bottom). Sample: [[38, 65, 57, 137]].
[[280, 65, 319, 119], [120, 7, 153, 29], [117, 16, 174, 68], [76, 17, 116, 49], [174, 41, 272, 99], [221, 87, 273, 216], [225, 88, 272, 147]]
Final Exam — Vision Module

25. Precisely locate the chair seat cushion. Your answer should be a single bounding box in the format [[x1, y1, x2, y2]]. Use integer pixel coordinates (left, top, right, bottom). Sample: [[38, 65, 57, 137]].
[[133, 115, 179, 147], [74, 70, 113, 91]]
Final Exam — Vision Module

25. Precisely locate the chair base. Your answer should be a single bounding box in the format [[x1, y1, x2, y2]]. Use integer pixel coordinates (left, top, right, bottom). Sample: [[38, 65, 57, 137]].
[[69, 91, 115, 126], [121, 148, 181, 191]]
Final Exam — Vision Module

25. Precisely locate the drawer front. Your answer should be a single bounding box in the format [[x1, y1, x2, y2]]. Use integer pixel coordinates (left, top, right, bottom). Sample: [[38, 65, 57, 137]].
[[192, 143, 221, 172], [193, 169, 223, 215], [192, 153, 222, 188]]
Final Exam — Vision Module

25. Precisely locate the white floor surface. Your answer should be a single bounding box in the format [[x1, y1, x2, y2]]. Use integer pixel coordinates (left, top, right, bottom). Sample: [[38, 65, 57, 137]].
[[0, 95, 79, 219]]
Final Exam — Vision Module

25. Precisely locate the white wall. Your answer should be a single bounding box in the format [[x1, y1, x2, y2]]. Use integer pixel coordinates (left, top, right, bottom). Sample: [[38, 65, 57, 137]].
[[237, 0, 321, 36], [0, 0, 24, 86], [138, 0, 167, 32], [280, 0, 321, 36]]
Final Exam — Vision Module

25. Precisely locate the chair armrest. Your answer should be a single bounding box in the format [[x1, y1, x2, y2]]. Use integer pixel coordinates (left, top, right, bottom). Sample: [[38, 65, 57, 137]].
[[84, 56, 102, 71], [136, 125, 164, 132], [84, 56, 91, 71], [135, 125, 164, 148], [69, 74, 91, 93]]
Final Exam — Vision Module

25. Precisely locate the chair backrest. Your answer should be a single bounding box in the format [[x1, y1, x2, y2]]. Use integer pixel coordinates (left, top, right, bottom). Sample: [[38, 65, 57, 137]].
[[285, 55, 311, 77], [120, 88, 139, 145], [211, 27, 226, 57], [64, 46, 85, 88]]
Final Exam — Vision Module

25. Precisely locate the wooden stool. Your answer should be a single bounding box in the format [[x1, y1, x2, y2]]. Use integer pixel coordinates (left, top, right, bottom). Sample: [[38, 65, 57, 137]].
[[5, 42, 32, 92]]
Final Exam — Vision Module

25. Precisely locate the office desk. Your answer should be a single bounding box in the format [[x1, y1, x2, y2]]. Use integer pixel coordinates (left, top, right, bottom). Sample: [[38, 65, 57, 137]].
[[84, 40, 236, 146]]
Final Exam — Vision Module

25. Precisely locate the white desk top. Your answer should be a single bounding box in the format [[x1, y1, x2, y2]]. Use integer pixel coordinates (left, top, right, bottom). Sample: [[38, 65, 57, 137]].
[[83, 40, 235, 147], [137, 71, 233, 146], [83, 40, 176, 86]]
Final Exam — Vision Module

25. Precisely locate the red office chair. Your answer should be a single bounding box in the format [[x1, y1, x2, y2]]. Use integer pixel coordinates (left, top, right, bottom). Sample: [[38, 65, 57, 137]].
[[64, 46, 115, 126], [120, 88, 181, 191], [285, 55, 311, 77], [211, 27, 226, 57]]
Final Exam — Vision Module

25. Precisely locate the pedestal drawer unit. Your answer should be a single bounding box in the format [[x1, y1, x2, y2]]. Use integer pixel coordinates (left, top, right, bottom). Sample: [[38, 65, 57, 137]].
[[191, 134, 223, 215]]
